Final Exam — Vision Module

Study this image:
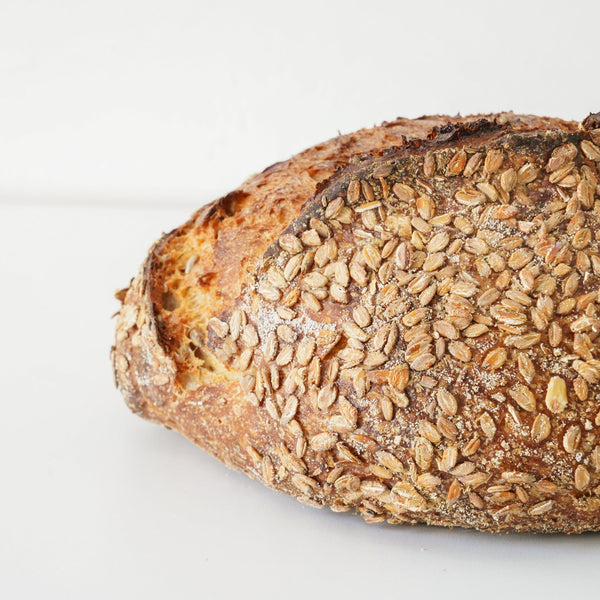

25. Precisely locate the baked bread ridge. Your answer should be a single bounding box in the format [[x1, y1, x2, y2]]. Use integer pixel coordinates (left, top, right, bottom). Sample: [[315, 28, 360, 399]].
[[113, 112, 600, 533]]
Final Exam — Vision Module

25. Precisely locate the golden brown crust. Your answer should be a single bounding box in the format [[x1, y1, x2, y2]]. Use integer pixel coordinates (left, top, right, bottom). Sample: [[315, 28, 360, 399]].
[[113, 112, 600, 533]]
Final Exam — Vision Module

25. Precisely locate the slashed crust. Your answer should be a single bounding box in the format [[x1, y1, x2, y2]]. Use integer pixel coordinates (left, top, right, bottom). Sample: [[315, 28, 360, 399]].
[[112, 112, 600, 532]]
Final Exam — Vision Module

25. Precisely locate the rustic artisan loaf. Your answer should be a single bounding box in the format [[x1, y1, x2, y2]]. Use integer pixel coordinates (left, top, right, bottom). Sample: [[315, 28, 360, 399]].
[[113, 112, 600, 533]]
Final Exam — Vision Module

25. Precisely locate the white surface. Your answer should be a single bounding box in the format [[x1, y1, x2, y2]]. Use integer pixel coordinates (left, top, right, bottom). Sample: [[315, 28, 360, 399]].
[[2, 1, 600, 598], [0, 0, 598, 207]]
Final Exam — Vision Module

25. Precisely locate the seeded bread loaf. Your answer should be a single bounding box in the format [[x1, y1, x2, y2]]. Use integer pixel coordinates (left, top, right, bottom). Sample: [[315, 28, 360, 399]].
[[112, 112, 600, 533]]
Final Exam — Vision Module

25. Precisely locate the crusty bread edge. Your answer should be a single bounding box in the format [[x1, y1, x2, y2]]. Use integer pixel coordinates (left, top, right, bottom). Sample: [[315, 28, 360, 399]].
[[112, 113, 600, 533]]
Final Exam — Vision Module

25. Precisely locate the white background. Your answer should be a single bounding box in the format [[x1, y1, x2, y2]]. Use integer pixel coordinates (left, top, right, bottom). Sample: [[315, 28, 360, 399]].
[[1, 1, 599, 598]]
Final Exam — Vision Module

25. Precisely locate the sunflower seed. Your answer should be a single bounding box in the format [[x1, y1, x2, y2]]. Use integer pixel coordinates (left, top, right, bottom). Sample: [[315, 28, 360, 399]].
[[418, 420, 442, 444], [280, 395, 299, 425], [439, 446, 459, 472], [528, 500, 554, 516], [310, 432, 338, 451], [462, 437, 481, 457], [574, 465, 591, 491], [545, 376, 568, 413], [275, 344, 294, 366], [482, 347, 507, 370], [500, 168, 518, 193], [463, 323, 489, 338], [433, 390, 457, 419], [456, 189, 486, 206], [301, 291, 322, 312], [581, 140, 600, 161], [448, 341, 471, 362], [563, 425, 581, 453], [295, 338, 315, 366], [279, 234, 303, 254], [480, 413, 496, 439], [518, 162, 538, 184], [208, 317, 229, 338], [509, 385, 536, 412], [414, 436, 433, 470], [355, 200, 382, 213], [301, 229, 321, 247], [325, 197, 345, 220], [485, 149, 504, 173], [347, 180, 361, 204]]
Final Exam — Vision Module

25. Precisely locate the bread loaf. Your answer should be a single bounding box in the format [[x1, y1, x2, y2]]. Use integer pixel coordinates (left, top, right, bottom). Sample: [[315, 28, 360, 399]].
[[112, 112, 600, 533]]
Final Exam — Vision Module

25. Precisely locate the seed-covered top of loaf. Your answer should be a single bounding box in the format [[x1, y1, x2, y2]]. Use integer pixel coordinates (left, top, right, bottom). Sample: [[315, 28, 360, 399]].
[[205, 120, 600, 528]]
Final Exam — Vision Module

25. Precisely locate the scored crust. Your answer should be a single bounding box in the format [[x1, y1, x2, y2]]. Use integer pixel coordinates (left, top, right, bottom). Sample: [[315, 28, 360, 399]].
[[113, 112, 600, 532]]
